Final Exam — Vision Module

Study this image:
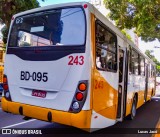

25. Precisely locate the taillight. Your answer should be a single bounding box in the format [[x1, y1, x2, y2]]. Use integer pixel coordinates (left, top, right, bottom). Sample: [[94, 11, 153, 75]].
[[69, 80, 88, 113], [3, 84, 8, 91], [76, 92, 84, 101], [3, 75, 12, 101], [78, 83, 87, 91]]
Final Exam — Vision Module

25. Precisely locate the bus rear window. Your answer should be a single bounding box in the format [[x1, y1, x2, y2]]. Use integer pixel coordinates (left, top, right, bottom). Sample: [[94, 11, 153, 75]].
[[9, 7, 86, 47]]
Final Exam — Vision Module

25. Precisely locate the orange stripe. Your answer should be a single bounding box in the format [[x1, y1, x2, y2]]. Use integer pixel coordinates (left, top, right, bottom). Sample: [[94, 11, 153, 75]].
[[90, 13, 96, 109], [92, 69, 118, 120]]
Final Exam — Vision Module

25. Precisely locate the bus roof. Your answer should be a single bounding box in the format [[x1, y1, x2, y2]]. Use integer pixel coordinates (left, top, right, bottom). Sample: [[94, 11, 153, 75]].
[[12, 2, 88, 18]]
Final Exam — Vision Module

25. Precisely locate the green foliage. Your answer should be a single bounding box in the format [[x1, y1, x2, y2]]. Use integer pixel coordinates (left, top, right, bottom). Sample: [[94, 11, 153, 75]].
[[1, 26, 8, 44], [121, 29, 132, 41], [104, 0, 160, 42], [0, 0, 45, 44], [145, 50, 160, 74]]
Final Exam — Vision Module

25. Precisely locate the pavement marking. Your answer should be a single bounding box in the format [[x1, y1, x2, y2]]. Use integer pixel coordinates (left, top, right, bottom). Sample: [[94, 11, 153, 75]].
[[1, 119, 36, 128]]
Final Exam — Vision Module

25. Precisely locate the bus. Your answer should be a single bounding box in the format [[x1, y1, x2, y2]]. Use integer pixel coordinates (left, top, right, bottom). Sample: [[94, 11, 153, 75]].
[[2, 2, 156, 132]]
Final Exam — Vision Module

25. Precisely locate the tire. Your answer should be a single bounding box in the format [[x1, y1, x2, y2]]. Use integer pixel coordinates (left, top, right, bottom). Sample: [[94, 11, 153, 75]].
[[129, 96, 137, 120]]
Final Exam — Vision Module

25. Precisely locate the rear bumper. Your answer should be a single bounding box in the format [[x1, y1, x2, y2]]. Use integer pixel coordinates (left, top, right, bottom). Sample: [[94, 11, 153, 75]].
[[2, 97, 91, 130]]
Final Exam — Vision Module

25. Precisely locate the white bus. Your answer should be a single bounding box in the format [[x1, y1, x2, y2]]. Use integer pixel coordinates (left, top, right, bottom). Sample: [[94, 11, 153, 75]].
[[2, 2, 156, 132]]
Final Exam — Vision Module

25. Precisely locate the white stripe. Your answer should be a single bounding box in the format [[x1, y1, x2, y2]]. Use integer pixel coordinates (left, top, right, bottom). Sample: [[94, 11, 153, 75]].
[[2, 119, 36, 128]]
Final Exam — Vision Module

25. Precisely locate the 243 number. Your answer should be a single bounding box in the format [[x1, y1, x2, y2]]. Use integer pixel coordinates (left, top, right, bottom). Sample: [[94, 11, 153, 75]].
[[68, 56, 84, 65], [95, 80, 104, 89]]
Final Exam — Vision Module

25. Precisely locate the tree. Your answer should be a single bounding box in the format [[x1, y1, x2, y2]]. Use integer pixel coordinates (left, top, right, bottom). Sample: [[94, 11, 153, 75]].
[[104, 0, 160, 42], [0, 0, 44, 44], [145, 50, 160, 74], [121, 29, 132, 41]]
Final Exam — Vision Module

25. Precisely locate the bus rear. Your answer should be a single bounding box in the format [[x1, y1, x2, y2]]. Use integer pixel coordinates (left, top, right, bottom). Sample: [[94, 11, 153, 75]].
[[2, 3, 92, 130]]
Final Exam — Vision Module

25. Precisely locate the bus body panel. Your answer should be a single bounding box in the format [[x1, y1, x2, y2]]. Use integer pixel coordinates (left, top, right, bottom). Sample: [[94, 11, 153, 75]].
[[92, 69, 118, 120], [5, 53, 89, 111]]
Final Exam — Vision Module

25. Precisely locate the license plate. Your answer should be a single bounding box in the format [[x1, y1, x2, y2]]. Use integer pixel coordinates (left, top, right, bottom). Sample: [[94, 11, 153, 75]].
[[32, 90, 47, 98]]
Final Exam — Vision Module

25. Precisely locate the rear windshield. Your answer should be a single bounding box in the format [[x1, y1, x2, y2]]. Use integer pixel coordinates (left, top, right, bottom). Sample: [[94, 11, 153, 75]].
[[8, 7, 86, 47]]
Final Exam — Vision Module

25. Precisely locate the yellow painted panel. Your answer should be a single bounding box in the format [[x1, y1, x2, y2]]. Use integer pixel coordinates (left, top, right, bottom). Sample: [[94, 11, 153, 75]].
[[147, 88, 152, 101], [137, 91, 144, 108], [98, 105, 117, 119], [71, 110, 92, 129], [90, 13, 96, 110], [92, 70, 118, 120], [1, 97, 91, 129], [125, 92, 134, 116]]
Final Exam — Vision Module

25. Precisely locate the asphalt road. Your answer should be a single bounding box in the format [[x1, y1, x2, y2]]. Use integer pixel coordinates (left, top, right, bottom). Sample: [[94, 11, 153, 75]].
[[0, 86, 160, 137]]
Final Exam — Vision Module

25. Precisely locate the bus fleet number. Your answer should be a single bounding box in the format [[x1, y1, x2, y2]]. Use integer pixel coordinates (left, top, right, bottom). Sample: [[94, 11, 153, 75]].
[[95, 80, 104, 89], [21, 71, 48, 82], [68, 56, 84, 65]]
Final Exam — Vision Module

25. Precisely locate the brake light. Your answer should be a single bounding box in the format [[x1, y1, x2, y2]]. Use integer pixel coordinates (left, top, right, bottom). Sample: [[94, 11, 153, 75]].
[[3, 84, 8, 91], [76, 92, 83, 101], [78, 83, 87, 91]]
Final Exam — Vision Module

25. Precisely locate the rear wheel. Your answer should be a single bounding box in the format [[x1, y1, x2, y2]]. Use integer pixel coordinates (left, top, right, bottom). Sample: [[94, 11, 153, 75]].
[[129, 96, 137, 120]]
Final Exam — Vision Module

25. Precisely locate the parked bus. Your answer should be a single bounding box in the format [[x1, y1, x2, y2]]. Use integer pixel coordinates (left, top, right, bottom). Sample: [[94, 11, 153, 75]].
[[2, 2, 156, 132]]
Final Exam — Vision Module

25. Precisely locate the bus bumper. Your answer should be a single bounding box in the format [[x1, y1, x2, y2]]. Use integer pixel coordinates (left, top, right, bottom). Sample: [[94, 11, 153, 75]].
[[2, 97, 91, 130]]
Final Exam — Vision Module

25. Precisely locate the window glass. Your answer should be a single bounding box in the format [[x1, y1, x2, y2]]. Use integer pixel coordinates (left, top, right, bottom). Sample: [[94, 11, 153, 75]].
[[96, 22, 117, 71], [9, 7, 85, 47], [129, 46, 132, 73], [132, 50, 139, 75], [148, 64, 151, 77], [140, 56, 145, 76], [151, 65, 155, 77]]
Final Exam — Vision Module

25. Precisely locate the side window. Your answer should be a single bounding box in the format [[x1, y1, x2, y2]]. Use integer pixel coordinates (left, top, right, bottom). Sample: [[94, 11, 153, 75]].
[[132, 50, 139, 75], [129, 46, 133, 73], [140, 56, 145, 76], [151, 65, 155, 78], [96, 22, 117, 71], [148, 63, 151, 77]]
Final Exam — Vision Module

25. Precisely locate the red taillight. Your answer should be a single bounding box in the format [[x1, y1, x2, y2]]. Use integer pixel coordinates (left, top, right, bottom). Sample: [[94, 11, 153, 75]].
[[76, 92, 83, 101], [3, 84, 8, 91], [3, 75, 9, 91]]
